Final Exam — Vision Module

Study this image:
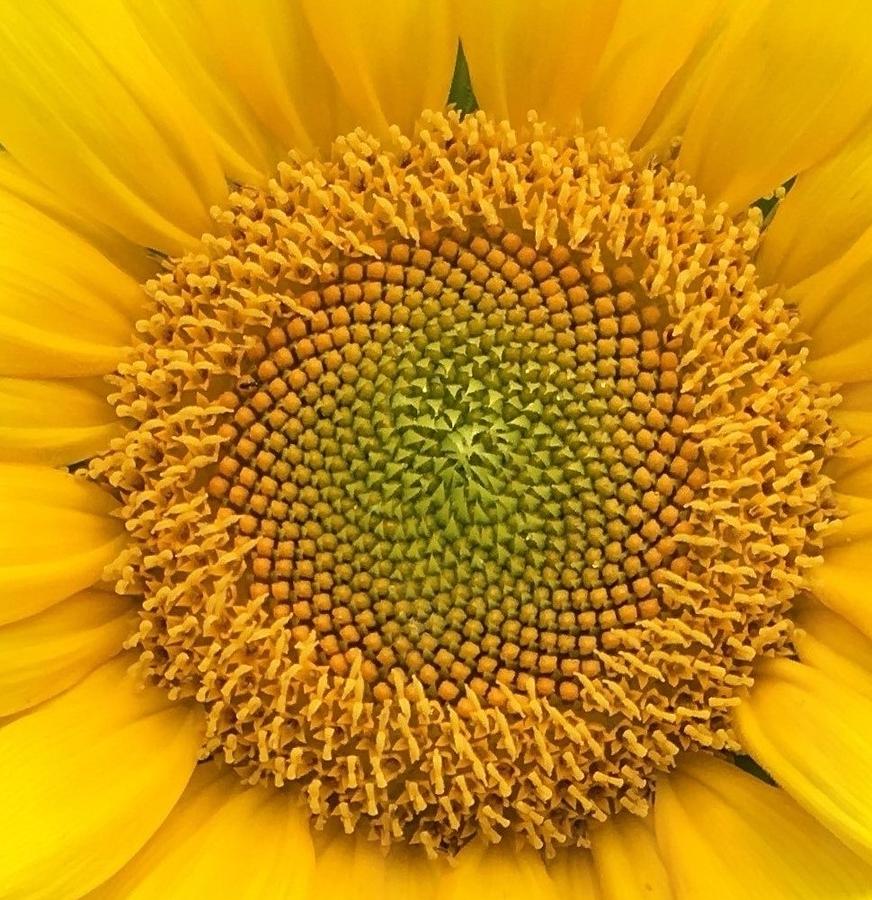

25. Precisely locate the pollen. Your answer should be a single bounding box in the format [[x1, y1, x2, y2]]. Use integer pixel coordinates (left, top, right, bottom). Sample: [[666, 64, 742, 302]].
[[91, 111, 843, 856]]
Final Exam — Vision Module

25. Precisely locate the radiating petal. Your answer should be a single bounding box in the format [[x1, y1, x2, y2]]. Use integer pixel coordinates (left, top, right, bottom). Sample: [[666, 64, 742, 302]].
[[381, 848, 443, 900], [0, 655, 204, 900], [794, 602, 872, 701], [128, 4, 282, 184], [734, 657, 872, 864], [827, 438, 872, 497], [655, 752, 872, 899], [302, 0, 457, 139], [807, 543, 872, 639], [633, 0, 751, 157], [0, 198, 143, 378], [758, 123, 872, 289], [196, 0, 354, 156], [784, 223, 872, 350], [807, 337, 872, 386], [0, 377, 119, 466], [831, 494, 872, 545], [678, 0, 872, 210], [834, 383, 872, 438], [589, 814, 673, 899], [0, 465, 124, 625], [90, 763, 314, 900], [0, 153, 154, 280], [548, 849, 600, 897], [581, 1, 724, 143], [0, 587, 133, 717], [311, 833, 440, 900], [0, 1, 226, 254], [443, 843, 559, 900], [458, 1, 618, 126]]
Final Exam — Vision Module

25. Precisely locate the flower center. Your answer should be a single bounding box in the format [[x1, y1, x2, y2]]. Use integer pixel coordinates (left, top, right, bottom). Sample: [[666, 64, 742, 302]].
[[93, 111, 841, 856], [207, 227, 698, 713]]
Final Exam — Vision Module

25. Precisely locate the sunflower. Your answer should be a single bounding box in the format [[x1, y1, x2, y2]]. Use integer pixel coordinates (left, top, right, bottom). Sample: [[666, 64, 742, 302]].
[[2, 1, 872, 897]]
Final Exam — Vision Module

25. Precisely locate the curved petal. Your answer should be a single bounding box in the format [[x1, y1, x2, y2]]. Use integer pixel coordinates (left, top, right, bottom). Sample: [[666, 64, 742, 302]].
[[589, 814, 673, 899], [0, 465, 124, 625], [0, 655, 204, 900], [758, 123, 872, 289], [0, 198, 143, 378], [0, 153, 154, 280], [678, 0, 872, 210], [311, 833, 441, 900], [128, 4, 282, 184], [548, 849, 600, 897], [831, 494, 872, 546], [381, 847, 443, 900], [443, 843, 559, 900], [827, 438, 872, 496], [835, 382, 872, 438], [195, 0, 354, 157], [794, 602, 872, 701], [581, 2, 725, 143], [91, 763, 314, 900], [807, 543, 872, 640], [784, 223, 872, 342], [734, 657, 872, 864], [632, 1, 751, 157], [302, 0, 457, 138], [0, 1, 226, 254], [655, 752, 872, 899], [0, 377, 119, 466], [0, 587, 134, 717], [807, 335, 872, 387], [458, 0, 618, 126]]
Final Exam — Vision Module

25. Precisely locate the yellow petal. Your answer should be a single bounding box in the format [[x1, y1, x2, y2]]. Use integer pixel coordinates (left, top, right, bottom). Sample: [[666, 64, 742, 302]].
[[0, 153, 154, 281], [834, 382, 872, 438], [458, 1, 618, 126], [589, 814, 672, 900], [807, 336, 872, 385], [678, 0, 872, 210], [633, 1, 751, 157], [127, 4, 282, 184], [784, 221, 872, 347], [734, 657, 872, 864], [0, 1, 226, 254], [758, 123, 872, 289], [443, 843, 558, 900], [830, 494, 872, 545], [655, 752, 872, 899], [807, 543, 872, 640], [0, 377, 119, 466], [302, 0, 457, 138], [311, 833, 441, 900], [548, 849, 600, 897], [794, 602, 872, 701], [581, 1, 724, 142], [91, 763, 314, 900], [0, 198, 143, 378], [196, 0, 354, 157], [0, 587, 134, 717], [0, 465, 124, 625], [381, 849, 443, 900], [0, 655, 204, 900], [827, 439, 872, 496]]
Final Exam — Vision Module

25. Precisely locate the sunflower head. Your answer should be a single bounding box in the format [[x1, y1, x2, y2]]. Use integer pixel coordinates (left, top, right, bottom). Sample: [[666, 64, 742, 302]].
[[2, 3, 872, 898], [87, 111, 843, 855]]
